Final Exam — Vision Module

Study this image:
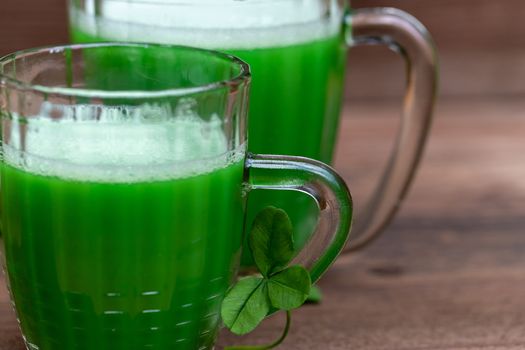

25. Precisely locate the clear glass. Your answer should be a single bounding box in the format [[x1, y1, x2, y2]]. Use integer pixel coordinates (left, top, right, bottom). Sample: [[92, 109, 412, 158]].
[[68, 0, 438, 257], [0, 43, 352, 350]]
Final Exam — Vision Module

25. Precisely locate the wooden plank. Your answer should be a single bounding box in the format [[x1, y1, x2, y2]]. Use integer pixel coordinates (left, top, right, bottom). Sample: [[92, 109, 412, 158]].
[[0, 0, 68, 55], [352, 0, 525, 51], [348, 0, 525, 99], [2, 98, 525, 349]]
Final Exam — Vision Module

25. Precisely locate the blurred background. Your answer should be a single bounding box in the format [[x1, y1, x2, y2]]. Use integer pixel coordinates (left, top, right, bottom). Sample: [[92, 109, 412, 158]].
[[2, 1, 525, 349], [1, 0, 523, 99]]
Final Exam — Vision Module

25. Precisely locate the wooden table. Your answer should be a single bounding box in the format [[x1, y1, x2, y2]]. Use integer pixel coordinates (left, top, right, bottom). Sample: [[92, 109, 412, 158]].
[[2, 98, 525, 349]]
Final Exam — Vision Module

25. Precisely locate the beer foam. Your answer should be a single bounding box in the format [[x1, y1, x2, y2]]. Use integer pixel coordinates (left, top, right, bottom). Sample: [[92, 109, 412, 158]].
[[2, 101, 245, 183], [70, 0, 342, 49]]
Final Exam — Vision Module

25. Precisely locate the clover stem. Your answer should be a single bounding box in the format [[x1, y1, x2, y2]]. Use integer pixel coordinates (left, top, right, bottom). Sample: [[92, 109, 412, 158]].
[[265, 310, 291, 349], [225, 310, 292, 350]]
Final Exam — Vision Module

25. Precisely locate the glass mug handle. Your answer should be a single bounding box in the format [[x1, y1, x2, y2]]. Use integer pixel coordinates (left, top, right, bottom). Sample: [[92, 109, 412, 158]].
[[344, 8, 438, 252], [246, 154, 352, 282]]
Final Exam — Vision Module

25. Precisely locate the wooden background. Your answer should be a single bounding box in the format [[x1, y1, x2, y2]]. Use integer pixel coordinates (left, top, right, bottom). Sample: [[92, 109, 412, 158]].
[[1, 0, 524, 99]]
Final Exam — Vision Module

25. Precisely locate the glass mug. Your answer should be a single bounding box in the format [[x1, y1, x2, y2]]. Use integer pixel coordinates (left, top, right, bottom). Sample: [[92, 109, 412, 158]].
[[68, 0, 437, 261], [0, 43, 352, 350]]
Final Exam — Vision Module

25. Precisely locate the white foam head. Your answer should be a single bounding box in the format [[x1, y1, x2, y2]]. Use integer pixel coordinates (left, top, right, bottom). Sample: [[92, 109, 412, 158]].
[[71, 0, 342, 49], [3, 100, 244, 183]]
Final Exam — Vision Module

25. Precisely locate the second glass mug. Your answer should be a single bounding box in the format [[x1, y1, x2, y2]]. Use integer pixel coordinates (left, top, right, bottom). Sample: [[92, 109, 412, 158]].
[[69, 0, 438, 262], [0, 43, 351, 350]]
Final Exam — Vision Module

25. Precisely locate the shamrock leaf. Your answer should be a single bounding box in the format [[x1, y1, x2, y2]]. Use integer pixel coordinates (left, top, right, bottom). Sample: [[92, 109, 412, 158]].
[[221, 277, 270, 335], [249, 206, 294, 277], [268, 265, 311, 310], [222, 207, 314, 349]]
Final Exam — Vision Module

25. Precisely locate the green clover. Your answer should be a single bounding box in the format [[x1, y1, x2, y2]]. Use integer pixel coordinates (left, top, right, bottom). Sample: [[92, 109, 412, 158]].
[[221, 207, 312, 349]]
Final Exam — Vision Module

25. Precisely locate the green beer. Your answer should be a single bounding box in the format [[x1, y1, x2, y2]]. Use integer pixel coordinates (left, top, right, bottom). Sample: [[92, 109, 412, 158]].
[[1, 107, 246, 350], [1, 43, 354, 350], [69, 3, 347, 261]]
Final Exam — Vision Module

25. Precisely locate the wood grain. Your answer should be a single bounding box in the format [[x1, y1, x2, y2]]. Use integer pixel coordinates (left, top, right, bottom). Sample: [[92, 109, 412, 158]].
[[2, 98, 525, 349], [0, 0, 68, 54], [349, 0, 525, 99]]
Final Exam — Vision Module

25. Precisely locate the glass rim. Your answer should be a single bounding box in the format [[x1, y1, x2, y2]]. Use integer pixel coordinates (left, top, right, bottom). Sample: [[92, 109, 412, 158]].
[[0, 42, 251, 99]]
